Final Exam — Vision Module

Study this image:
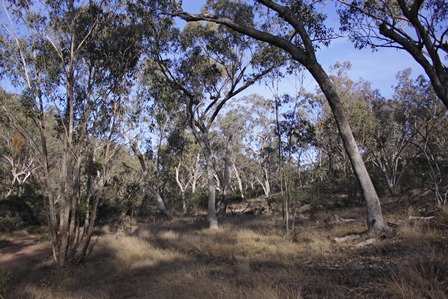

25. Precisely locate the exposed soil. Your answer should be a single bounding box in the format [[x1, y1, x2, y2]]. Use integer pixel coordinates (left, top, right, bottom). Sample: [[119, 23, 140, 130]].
[[0, 238, 52, 270]]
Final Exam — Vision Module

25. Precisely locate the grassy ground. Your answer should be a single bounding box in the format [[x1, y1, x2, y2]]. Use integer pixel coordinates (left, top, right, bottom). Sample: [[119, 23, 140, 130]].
[[2, 194, 448, 299]]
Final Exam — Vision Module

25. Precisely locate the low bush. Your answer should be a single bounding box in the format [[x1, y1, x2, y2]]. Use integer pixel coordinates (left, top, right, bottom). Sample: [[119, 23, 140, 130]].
[[0, 216, 24, 232]]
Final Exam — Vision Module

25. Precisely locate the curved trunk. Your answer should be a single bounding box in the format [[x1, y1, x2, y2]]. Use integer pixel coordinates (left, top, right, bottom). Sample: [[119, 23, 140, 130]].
[[308, 62, 390, 234], [146, 184, 172, 219], [176, 1, 389, 233], [131, 141, 171, 219]]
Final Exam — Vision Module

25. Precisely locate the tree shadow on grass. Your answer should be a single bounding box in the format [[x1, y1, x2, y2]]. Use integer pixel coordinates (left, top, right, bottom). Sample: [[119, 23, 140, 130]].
[[5, 212, 448, 299]]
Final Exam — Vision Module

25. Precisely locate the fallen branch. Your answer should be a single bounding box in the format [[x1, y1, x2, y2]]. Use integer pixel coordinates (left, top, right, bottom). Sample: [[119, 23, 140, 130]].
[[334, 234, 362, 243], [355, 238, 376, 248], [408, 215, 435, 221], [339, 217, 356, 223]]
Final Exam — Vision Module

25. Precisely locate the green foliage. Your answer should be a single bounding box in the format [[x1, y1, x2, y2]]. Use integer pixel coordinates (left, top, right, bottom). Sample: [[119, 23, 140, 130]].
[[0, 267, 12, 293], [290, 187, 313, 205], [0, 216, 24, 232], [96, 200, 123, 226], [0, 192, 47, 231], [189, 192, 209, 212], [224, 193, 245, 205]]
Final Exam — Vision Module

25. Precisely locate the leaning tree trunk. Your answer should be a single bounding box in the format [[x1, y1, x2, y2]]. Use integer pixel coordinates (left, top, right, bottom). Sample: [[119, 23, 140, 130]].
[[308, 63, 390, 234], [130, 141, 171, 219], [175, 0, 390, 235], [232, 163, 245, 200], [146, 183, 172, 219]]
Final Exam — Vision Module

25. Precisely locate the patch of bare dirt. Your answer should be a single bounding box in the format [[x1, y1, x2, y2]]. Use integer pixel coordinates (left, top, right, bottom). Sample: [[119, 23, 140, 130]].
[[0, 238, 52, 270]]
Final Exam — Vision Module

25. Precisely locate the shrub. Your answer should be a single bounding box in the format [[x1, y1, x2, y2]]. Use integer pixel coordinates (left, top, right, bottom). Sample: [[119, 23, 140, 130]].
[[189, 192, 208, 212], [0, 267, 12, 293], [0, 216, 24, 232], [0, 193, 47, 228]]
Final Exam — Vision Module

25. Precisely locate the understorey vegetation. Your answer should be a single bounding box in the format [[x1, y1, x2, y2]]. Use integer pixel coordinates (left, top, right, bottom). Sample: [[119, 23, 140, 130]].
[[0, 0, 447, 297]]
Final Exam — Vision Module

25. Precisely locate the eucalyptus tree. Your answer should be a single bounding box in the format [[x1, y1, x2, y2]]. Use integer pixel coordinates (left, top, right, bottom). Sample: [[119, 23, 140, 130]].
[[370, 94, 411, 196], [213, 106, 250, 213], [393, 70, 448, 206], [338, 0, 448, 110], [143, 16, 280, 228], [174, 140, 203, 214], [313, 62, 388, 198], [173, 0, 390, 233], [0, 0, 142, 266], [277, 88, 317, 188], [244, 94, 278, 201], [0, 90, 39, 197], [123, 91, 182, 218]]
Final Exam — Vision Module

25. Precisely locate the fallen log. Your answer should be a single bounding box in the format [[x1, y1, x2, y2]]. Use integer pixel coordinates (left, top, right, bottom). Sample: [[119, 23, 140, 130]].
[[355, 238, 376, 248], [334, 234, 362, 243], [408, 215, 435, 221]]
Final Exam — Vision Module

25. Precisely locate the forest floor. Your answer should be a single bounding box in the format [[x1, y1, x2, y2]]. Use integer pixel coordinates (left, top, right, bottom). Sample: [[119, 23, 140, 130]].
[[1, 191, 448, 298]]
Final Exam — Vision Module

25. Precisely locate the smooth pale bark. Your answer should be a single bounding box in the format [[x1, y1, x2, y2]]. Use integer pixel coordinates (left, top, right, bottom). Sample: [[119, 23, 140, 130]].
[[307, 63, 389, 233], [191, 154, 201, 194], [232, 162, 245, 200], [193, 131, 219, 229], [216, 135, 232, 217], [175, 162, 189, 214], [131, 141, 172, 219], [256, 167, 271, 199], [176, 0, 390, 234]]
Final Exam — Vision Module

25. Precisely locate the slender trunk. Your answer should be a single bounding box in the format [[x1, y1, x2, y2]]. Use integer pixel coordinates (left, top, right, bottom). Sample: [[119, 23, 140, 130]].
[[131, 141, 171, 218], [217, 136, 232, 217], [191, 154, 201, 194], [232, 163, 244, 200], [175, 162, 188, 215], [181, 192, 188, 215], [191, 128, 219, 229], [205, 148, 218, 229], [256, 167, 271, 199], [384, 171, 397, 197], [146, 184, 172, 219]]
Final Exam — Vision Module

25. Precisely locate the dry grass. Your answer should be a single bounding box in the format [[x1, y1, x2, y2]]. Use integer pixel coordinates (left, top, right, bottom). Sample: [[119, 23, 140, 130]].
[[2, 196, 448, 299]]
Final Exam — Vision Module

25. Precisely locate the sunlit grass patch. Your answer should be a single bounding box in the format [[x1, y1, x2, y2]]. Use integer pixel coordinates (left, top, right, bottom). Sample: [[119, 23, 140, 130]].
[[98, 234, 186, 269]]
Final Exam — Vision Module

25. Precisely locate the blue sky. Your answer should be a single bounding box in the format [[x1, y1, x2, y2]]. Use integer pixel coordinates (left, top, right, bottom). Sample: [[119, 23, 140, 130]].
[[180, 1, 424, 99]]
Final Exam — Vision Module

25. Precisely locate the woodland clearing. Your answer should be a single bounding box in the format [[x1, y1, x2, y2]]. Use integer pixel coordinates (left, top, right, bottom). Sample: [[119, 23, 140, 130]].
[[1, 192, 448, 299]]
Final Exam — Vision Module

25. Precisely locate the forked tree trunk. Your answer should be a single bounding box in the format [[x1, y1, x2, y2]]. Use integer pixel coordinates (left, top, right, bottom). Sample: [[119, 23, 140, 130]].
[[175, 162, 189, 215]]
